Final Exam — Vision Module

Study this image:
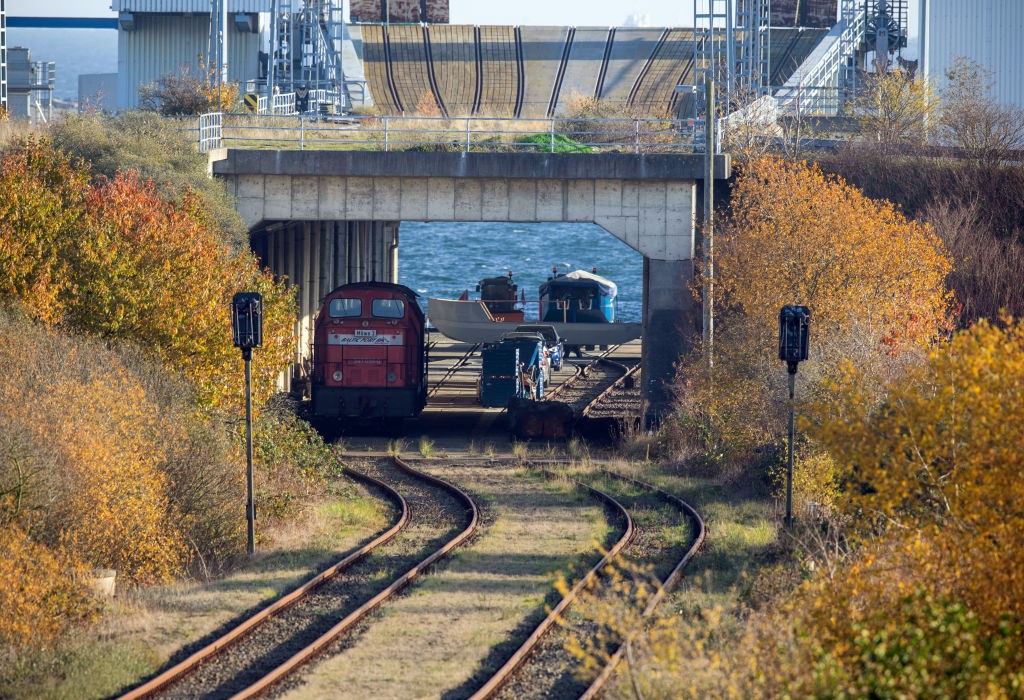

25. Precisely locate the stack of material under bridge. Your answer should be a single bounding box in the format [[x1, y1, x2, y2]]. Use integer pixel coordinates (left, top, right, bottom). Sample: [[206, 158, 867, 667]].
[[352, 24, 829, 118]]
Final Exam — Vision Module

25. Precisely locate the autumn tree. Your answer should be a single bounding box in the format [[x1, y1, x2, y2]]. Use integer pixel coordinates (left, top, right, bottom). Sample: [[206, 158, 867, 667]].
[[0, 139, 293, 411], [0, 139, 89, 324], [939, 55, 1024, 166], [139, 63, 239, 115], [610, 319, 1024, 698], [51, 111, 250, 247], [742, 318, 1024, 696], [674, 156, 953, 489], [849, 68, 937, 152], [50, 168, 294, 410]]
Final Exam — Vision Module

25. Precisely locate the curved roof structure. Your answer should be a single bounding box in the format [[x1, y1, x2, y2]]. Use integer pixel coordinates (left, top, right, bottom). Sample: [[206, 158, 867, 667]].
[[353, 24, 830, 118]]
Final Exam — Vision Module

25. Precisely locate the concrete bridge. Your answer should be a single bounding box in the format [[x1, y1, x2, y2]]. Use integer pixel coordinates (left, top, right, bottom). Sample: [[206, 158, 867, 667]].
[[212, 150, 731, 422]]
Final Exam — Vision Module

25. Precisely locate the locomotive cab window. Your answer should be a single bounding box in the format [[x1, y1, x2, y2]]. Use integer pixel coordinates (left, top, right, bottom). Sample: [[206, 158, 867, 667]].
[[329, 298, 361, 318], [372, 298, 405, 319]]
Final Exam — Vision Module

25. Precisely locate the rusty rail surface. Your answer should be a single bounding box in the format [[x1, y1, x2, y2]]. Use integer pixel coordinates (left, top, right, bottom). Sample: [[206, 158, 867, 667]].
[[469, 468, 636, 699], [118, 465, 408, 699], [579, 469, 706, 699], [119, 456, 479, 699]]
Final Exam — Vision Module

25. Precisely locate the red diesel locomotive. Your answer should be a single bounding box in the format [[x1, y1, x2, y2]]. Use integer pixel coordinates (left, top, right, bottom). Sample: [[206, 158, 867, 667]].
[[311, 282, 427, 422]]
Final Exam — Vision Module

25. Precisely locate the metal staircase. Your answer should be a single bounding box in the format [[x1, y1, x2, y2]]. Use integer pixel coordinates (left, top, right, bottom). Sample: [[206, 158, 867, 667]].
[[773, 0, 908, 116]]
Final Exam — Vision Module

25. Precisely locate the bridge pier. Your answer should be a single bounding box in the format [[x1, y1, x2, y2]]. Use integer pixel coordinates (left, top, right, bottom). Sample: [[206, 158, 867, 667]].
[[642, 258, 698, 426]]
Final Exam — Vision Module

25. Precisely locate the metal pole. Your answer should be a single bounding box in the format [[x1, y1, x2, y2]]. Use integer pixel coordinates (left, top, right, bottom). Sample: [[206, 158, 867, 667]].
[[244, 349, 255, 554], [786, 369, 795, 528], [703, 78, 715, 369], [267, 0, 278, 107]]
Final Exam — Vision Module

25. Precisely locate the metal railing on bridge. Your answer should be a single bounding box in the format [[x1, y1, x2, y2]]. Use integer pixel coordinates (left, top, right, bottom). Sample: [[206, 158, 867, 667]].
[[190, 111, 712, 155]]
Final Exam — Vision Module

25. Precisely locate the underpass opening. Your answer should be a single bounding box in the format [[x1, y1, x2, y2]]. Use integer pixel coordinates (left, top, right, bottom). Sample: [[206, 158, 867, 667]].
[[397, 220, 644, 326]]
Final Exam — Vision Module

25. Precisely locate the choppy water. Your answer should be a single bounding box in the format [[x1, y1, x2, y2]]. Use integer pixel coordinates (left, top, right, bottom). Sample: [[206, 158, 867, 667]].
[[397, 221, 644, 322]]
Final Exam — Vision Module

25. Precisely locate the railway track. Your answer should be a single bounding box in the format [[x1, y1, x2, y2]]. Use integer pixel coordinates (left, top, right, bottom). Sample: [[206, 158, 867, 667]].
[[426, 337, 481, 400], [547, 350, 639, 415], [469, 468, 636, 699], [477, 465, 705, 699], [115, 452, 701, 699], [117, 456, 478, 700]]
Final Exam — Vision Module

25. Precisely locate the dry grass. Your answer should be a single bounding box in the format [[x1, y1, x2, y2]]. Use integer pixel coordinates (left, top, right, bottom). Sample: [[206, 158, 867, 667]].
[[0, 488, 390, 700], [0, 119, 44, 149], [218, 111, 651, 152], [277, 461, 610, 699]]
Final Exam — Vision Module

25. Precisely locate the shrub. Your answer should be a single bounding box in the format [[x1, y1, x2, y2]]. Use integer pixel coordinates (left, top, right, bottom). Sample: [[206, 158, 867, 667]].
[[139, 64, 239, 116], [673, 156, 953, 476], [50, 111, 250, 247], [0, 523, 97, 651]]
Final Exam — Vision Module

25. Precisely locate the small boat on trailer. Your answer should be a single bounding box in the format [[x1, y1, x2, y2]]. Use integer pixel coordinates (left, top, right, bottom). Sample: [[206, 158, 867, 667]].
[[428, 268, 642, 346]]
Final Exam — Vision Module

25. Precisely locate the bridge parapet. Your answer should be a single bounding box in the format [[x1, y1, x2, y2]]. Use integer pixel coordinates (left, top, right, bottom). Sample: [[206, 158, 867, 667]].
[[214, 150, 729, 262]]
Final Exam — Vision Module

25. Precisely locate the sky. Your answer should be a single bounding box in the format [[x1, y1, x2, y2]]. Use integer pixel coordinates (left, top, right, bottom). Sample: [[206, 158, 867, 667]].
[[0, 1, 787, 27]]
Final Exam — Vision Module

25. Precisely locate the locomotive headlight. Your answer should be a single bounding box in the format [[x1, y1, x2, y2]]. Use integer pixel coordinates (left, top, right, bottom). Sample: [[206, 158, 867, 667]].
[[387, 371, 397, 383], [332, 370, 343, 382]]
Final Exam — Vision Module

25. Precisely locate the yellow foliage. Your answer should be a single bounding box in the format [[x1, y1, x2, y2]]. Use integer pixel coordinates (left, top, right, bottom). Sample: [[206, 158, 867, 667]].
[[199, 79, 240, 113], [0, 139, 89, 324], [664, 319, 1024, 697], [0, 522, 97, 650], [812, 318, 1024, 626], [850, 70, 937, 149], [72, 169, 295, 412], [677, 156, 954, 475], [15, 370, 186, 584]]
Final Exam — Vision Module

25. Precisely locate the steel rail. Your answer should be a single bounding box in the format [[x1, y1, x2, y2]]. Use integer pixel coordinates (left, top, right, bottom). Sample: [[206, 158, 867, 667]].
[[117, 465, 409, 700], [544, 344, 623, 402], [581, 359, 640, 418], [232, 455, 480, 699], [469, 468, 636, 699], [579, 469, 706, 699], [427, 341, 481, 398]]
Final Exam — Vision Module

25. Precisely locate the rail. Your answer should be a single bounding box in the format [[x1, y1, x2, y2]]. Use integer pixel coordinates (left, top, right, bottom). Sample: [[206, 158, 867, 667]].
[[191, 110, 711, 154]]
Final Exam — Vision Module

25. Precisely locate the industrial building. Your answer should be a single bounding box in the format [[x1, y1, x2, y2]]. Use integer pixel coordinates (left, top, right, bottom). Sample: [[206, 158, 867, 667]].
[[0, 2, 1018, 119]]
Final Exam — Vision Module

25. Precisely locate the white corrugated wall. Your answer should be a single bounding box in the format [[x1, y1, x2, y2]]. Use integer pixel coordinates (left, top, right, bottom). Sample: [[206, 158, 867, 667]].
[[921, 0, 1024, 109], [114, 1, 270, 12], [117, 12, 263, 110]]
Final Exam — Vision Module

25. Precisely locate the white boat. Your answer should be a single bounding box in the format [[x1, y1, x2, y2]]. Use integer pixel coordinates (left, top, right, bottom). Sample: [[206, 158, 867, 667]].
[[427, 297, 642, 346]]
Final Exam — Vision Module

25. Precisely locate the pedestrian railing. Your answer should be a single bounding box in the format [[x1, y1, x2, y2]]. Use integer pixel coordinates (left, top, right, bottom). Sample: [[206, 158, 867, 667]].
[[197, 112, 223, 152], [194, 111, 711, 154]]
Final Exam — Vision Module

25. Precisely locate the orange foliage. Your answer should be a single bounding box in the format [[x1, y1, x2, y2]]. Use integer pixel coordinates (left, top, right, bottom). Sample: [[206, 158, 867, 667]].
[[0, 522, 97, 650], [714, 156, 953, 364], [0, 139, 89, 324], [0, 140, 294, 412], [676, 156, 955, 467], [32, 375, 187, 583], [69, 169, 295, 410]]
